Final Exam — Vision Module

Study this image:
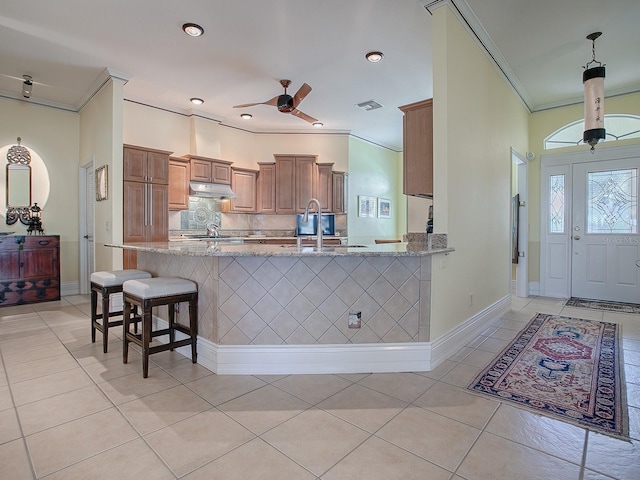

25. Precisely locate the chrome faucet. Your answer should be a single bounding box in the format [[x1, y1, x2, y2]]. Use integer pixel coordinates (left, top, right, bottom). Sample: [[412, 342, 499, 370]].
[[206, 222, 220, 238], [303, 198, 323, 249]]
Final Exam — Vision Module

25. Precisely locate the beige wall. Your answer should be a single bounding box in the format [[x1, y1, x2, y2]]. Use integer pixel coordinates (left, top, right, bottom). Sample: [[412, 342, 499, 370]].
[[0, 97, 80, 287], [429, 6, 529, 340], [80, 79, 125, 272]]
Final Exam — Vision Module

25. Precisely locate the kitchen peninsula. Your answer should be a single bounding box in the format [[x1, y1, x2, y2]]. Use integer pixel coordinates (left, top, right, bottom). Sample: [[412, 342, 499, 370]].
[[109, 238, 453, 374]]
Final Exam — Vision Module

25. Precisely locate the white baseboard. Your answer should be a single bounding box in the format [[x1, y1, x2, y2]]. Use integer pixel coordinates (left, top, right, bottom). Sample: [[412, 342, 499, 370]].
[[529, 281, 540, 296], [61, 281, 80, 296], [155, 295, 510, 375]]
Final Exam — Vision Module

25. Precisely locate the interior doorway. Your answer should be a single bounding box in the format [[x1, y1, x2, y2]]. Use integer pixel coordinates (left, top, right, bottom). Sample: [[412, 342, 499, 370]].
[[79, 159, 95, 294]]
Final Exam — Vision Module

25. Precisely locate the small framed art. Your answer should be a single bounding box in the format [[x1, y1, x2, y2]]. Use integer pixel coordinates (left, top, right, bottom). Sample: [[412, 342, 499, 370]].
[[377, 198, 391, 218]]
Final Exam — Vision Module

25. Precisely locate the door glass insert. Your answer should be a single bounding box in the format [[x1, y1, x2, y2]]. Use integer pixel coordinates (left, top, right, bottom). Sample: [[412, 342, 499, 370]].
[[587, 168, 637, 233], [549, 174, 565, 233]]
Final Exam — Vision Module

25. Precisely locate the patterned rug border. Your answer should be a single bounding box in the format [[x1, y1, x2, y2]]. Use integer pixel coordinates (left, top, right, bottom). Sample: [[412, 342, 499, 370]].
[[565, 297, 640, 314], [468, 313, 630, 441]]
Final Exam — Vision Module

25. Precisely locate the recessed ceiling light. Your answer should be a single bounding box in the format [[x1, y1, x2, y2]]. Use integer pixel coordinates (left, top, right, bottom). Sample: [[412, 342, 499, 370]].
[[365, 51, 384, 63], [182, 23, 204, 37], [190, 97, 204, 105], [240, 113, 252, 120], [312, 122, 323, 128]]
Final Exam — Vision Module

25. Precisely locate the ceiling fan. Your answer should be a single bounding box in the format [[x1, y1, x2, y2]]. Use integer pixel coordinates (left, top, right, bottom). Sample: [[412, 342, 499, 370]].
[[233, 79, 318, 124]]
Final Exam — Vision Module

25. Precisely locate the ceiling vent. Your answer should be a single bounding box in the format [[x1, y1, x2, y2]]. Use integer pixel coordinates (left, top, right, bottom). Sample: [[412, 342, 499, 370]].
[[356, 100, 383, 111]]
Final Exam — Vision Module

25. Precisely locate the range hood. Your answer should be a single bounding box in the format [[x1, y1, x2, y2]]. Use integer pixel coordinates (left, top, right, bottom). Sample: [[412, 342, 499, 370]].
[[189, 181, 237, 199]]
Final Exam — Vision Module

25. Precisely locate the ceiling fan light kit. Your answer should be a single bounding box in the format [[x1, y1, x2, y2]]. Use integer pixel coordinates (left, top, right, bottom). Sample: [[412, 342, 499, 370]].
[[182, 23, 204, 37], [582, 32, 606, 152]]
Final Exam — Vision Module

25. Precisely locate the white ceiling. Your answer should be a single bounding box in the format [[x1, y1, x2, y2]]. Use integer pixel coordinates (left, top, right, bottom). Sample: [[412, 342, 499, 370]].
[[1, 0, 638, 152]]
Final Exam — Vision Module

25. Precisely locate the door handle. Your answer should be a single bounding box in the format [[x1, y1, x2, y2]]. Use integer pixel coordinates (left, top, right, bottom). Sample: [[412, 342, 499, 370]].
[[573, 235, 581, 240]]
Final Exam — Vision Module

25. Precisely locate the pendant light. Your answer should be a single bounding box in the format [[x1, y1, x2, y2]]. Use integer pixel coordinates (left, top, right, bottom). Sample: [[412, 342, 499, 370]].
[[582, 32, 605, 152]]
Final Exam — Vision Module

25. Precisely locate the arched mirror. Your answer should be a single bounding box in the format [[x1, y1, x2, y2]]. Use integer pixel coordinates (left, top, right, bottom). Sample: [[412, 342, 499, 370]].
[[6, 137, 32, 225]]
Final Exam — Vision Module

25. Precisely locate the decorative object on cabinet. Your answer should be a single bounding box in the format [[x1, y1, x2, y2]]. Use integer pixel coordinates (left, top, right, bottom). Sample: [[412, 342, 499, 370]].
[[27, 203, 44, 235], [377, 198, 391, 218], [95, 165, 108, 201], [358, 195, 376, 217], [0, 235, 60, 306], [123, 145, 171, 268], [399, 98, 433, 198], [5, 137, 32, 226]]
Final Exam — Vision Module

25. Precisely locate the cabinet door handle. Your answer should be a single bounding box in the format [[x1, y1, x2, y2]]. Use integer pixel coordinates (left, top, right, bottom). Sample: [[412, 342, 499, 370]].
[[38, 240, 50, 245], [149, 184, 153, 226], [144, 184, 148, 226]]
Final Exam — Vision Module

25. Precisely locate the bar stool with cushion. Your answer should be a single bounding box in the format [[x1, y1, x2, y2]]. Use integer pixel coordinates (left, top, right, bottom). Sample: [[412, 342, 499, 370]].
[[122, 277, 198, 378], [90, 269, 152, 353]]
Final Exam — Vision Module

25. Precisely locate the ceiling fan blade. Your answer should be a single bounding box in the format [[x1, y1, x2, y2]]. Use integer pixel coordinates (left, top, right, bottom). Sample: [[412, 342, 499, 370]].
[[233, 95, 279, 108], [292, 83, 312, 108], [291, 108, 318, 124]]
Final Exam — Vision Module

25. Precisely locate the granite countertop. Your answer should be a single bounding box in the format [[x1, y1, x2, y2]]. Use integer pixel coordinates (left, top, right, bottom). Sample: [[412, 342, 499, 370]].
[[107, 240, 453, 257]]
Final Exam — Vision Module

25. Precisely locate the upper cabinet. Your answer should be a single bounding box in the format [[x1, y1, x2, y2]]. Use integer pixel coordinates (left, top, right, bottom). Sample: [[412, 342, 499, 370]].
[[184, 155, 232, 184], [257, 163, 276, 214], [399, 99, 433, 198], [274, 155, 317, 214], [230, 167, 257, 212], [316, 163, 334, 213], [169, 156, 190, 211], [332, 172, 347, 214], [123, 144, 171, 184]]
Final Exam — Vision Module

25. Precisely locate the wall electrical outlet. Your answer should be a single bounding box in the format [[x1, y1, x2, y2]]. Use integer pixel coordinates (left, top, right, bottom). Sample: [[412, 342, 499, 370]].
[[348, 311, 362, 329]]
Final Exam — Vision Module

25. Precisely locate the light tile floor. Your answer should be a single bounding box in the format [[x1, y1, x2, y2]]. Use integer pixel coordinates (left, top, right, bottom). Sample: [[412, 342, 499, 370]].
[[0, 294, 638, 479]]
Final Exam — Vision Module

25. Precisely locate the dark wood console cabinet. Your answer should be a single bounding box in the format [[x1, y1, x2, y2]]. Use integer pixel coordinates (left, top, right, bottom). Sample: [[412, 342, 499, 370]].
[[0, 235, 61, 306]]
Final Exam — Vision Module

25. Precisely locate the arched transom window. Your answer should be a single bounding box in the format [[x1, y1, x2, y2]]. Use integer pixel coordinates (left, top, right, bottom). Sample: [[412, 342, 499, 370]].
[[544, 114, 640, 150]]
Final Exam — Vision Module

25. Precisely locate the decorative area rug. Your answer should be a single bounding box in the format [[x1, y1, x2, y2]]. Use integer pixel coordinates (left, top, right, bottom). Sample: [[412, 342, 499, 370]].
[[468, 313, 629, 440], [565, 297, 640, 314]]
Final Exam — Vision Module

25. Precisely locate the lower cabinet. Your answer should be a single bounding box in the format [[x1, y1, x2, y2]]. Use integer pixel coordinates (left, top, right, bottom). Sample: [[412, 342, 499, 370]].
[[0, 235, 60, 306]]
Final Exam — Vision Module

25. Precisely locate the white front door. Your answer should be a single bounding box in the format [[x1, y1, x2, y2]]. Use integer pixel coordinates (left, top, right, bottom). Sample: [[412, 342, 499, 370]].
[[571, 159, 639, 303]]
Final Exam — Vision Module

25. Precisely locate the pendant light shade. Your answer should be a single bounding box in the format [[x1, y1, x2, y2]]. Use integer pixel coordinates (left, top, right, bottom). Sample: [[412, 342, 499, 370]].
[[582, 32, 605, 151]]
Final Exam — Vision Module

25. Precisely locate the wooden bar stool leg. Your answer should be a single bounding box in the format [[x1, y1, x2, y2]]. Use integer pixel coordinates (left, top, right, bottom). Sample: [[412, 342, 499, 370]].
[[189, 295, 198, 363], [123, 299, 131, 364], [101, 290, 110, 353], [142, 304, 152, 378], [168, 303, 175, 351], [90, 289, 97, 344]]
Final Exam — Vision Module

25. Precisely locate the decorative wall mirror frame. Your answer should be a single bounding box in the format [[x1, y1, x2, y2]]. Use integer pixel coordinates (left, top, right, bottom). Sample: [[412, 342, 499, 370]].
[[6, 137, 32, 225]]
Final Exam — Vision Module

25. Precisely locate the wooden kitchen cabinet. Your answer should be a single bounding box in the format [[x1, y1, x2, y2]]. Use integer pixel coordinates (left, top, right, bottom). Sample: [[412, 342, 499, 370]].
[[169, 157, 190, 210], [274, 155, 318, 214], [124, 145, 170, 184], [0, 235, 60, 306], [185, 155, 232, 184], [316, 163, 334, 213], [257, 163, 276, 213], [399, 98, 433, 198], [123, 145, 171, 268], [230, 167, 257, 212], [332, 171, 346, 214]]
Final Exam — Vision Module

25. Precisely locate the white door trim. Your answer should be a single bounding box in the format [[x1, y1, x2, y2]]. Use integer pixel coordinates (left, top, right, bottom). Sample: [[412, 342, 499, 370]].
[[512, 148, 529, 297], [79, 158, 95, 294], [540, 144, 640, 299]]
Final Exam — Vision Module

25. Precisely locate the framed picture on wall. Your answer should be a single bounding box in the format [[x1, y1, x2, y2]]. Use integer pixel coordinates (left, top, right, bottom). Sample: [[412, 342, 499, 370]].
[[358, 195, 376, 217], [377, 198, 391, 218], [96, 165, 108, 201]]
